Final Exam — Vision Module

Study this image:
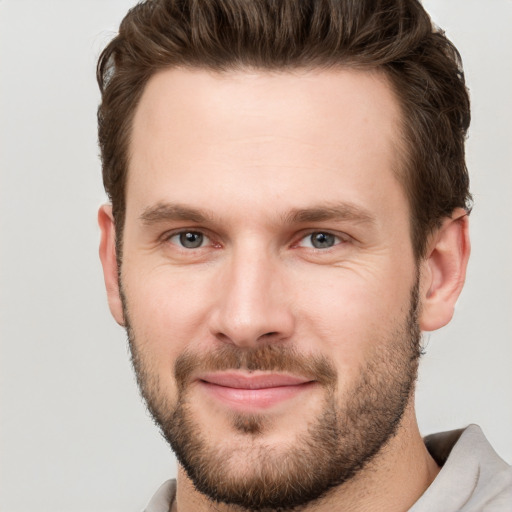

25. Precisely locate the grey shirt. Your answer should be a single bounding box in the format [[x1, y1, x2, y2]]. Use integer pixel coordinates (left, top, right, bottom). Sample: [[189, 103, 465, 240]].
[[410, 425, 511, 511], [144, 425, 512, 512]]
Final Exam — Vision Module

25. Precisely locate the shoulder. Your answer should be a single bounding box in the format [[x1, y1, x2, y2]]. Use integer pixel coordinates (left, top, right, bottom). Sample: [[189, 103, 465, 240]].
[[411, 425, 512, 512], [143, 479, 176, 512]]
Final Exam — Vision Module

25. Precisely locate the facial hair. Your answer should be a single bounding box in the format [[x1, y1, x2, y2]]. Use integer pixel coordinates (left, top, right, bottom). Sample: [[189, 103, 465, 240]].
[[123, 279, 422, 512]]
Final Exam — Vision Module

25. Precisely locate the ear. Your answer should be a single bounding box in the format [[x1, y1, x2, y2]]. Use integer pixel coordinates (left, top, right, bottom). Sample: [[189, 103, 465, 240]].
[[98, 204, 125, 326], [419, 208, 471, 332]]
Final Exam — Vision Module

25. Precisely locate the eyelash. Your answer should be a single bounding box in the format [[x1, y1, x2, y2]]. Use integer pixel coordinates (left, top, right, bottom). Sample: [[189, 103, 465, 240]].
[[164, 230, 214, 250], [163, 229, 348, 251], [295, 231, 346, 250]]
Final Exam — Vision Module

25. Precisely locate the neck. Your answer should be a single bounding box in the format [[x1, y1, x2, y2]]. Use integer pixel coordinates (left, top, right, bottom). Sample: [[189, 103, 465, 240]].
[[173, 404, 440, 512]]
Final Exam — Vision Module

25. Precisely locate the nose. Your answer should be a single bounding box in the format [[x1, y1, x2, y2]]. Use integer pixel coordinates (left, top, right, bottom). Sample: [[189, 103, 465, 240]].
[[209, 246, 295, 348]]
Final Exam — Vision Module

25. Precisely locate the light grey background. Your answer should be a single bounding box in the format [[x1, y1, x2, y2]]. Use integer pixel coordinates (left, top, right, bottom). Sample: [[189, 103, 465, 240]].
[[0, 1, 510, 511]]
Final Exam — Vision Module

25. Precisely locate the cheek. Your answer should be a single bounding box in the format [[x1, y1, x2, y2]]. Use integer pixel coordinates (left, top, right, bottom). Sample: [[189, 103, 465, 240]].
[[122, 267, 216, 366], [294, 266, 413, 368], [296, 266, 403, 323]]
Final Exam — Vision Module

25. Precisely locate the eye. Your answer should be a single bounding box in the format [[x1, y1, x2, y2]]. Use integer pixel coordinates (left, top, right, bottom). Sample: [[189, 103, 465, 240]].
[[298, 232, 341, 249], [168, 231, 209, 249]]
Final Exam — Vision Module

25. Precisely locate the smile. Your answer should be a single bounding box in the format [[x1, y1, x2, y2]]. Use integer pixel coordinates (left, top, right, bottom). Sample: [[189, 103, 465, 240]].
[[196, 372, 317, 410]]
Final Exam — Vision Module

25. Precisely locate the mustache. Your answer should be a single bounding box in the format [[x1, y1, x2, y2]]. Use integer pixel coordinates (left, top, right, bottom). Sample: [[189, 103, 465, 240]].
[[174, 344, 338, 391]]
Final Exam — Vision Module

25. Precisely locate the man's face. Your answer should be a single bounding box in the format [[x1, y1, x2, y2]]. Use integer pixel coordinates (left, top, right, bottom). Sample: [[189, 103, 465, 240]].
[[119, 68, 422, 509]]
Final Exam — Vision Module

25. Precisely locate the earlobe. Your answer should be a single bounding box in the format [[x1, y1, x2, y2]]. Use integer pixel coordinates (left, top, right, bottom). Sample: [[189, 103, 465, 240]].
[[419, 208, 471, 332], [98, 204, 125, 326]]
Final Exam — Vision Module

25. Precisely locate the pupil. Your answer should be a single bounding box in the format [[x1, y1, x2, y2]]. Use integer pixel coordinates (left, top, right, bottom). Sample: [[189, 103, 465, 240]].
[[180, 232, 203, 248], [312, 232, 335, 248]]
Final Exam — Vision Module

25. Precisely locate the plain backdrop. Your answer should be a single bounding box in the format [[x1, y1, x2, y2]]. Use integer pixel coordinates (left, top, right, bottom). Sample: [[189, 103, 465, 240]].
[[1, 1, 511, 511]]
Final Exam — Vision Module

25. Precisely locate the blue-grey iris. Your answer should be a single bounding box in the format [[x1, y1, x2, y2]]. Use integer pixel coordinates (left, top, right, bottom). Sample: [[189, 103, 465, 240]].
[[180, 232, 203, 248], [311, 232, 336, 249]]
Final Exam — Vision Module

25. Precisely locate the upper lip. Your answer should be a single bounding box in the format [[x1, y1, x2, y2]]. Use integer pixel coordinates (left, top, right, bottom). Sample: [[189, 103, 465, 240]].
[[197, 372, 314, 389]]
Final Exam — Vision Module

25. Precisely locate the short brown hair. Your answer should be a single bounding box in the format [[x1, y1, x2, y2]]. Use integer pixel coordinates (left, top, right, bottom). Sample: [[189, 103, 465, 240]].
[[97, 0, 471, 260]]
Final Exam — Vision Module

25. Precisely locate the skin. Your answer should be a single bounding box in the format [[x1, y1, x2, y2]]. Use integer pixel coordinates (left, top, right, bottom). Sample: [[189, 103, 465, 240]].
[[99, 67, 470, 511]]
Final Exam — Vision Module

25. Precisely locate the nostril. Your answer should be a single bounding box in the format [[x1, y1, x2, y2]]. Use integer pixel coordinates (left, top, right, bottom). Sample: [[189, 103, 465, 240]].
[[214, 332, 232, 343], [259, 331, 278, 339]]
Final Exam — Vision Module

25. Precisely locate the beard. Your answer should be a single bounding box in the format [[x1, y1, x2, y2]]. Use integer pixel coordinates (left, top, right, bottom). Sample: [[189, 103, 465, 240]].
[[122, 279, 422, 512]]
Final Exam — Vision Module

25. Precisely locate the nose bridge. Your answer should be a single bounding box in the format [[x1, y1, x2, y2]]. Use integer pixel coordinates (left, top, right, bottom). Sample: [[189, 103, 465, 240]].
[[211, 239, 293, 346]]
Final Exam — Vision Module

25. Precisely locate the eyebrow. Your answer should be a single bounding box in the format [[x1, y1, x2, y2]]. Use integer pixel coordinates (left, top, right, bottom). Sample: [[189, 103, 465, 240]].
[[139, 201, 376, 226], [139, 203, 214, 224], [283, 203, 376, 226]]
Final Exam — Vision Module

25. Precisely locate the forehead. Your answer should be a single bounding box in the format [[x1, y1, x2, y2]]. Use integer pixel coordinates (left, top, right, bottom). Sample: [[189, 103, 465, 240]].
[[127, 66, 406, 222]]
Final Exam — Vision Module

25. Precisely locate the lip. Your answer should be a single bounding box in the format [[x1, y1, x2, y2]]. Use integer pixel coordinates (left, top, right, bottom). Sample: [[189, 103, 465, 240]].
[[196, 372, 316, 410]]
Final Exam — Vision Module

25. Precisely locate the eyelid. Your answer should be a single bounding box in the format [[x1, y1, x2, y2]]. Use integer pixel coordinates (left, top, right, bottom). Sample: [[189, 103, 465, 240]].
[[158, 227, 351, 250], [161, 228, 215, 248], [294, 230, 350, 249]]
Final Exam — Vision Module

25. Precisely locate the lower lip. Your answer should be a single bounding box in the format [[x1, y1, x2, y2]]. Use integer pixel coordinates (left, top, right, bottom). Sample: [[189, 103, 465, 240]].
[[198, 381, 315, 410]]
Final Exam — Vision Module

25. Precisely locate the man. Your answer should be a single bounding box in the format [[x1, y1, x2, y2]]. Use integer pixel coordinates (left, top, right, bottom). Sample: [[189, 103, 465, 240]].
[[97, 0, 512, 510]]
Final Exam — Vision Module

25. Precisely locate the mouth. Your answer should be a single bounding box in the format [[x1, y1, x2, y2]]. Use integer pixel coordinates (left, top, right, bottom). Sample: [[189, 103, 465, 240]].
[[196, 372, 317, 410]]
